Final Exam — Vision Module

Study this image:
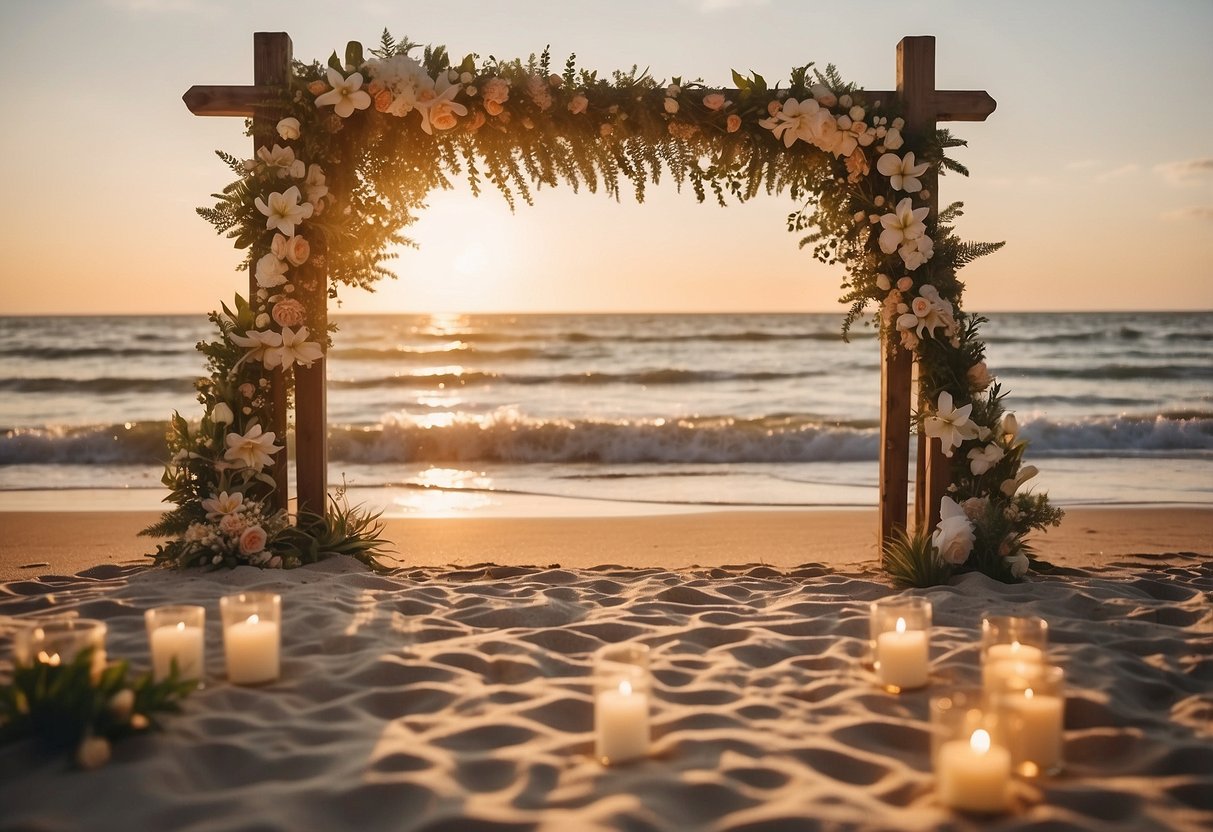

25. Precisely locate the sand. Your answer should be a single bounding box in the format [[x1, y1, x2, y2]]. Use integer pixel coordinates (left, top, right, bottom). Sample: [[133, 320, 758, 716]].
[[1, 506, 1210, 581], [0, 549, 1210, 830]]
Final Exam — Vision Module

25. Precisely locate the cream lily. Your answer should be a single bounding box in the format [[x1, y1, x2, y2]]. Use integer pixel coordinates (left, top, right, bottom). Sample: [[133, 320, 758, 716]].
[[223, 423, 282, 471], [878, 197, 929, 255], [314, 67, 372, 118], [876, 151, 929, 192], [923, 390, 979, 456], [264, 326, 324, 370], [254, 186, 314, 237]]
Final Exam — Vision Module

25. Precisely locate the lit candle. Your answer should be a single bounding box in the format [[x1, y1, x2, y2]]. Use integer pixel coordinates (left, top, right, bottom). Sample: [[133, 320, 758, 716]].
[[150, 621, 205, 682], [223, 614, 280, 685], [936, 728, 1012, 813], [1000, 685, 1064, 776], [982, 641, 1044, 691], [595, 678, 650, 765], [985, 640, 1043, 665], [876, 617, 929, 691]]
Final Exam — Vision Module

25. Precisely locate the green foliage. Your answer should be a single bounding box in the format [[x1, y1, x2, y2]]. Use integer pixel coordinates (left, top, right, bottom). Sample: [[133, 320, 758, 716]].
[[882, 527, 953, 588], [0, 648, 194, 764]]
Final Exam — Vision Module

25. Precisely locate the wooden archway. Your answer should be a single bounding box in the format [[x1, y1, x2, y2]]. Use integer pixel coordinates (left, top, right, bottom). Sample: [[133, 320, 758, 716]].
[[184, 32, 995, 554]]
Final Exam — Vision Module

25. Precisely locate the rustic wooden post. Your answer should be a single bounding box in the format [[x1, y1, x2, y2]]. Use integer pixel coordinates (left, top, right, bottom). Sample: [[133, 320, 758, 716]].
[[184, 32, 329, 519], [876, 35, 996, 558]]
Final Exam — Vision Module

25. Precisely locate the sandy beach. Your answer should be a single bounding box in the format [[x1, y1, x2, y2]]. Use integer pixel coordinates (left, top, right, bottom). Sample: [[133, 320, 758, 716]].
[[0, 506, 1209, 581]]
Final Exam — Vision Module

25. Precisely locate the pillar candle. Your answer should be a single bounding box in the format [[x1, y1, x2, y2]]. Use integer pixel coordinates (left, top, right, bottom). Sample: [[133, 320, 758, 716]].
[[876, 617, 929, 690], [150, 621, 205, 682], [223, 614, 280, 685], [936, 728, 1011, 813], [1001, 686, 1064, 775], [595, 679, 650, 765]]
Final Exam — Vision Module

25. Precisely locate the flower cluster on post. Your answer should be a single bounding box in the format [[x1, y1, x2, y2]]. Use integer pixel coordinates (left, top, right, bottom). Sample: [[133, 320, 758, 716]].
[[151, 32, 1058, 581]]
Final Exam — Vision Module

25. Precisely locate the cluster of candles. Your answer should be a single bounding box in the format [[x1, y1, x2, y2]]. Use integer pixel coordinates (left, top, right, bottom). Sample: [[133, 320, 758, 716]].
[[11, 592, 284, 688], [870, 598, 1064, 813], [14, 592, 1059, 816]]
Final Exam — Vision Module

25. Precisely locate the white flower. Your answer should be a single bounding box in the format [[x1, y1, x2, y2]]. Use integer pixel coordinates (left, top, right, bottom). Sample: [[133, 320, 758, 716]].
[[923, 390, 979, 457], [264, 326, 324, 370], [314, 67, 372, 118], [809, 83, 837, 108], [884, 126, 904, 150], [968, 443, 1005, 475], [1001, 413, 1021, 445], [201, 490, 243, 519], [932, 496, 975, 565], [255, 144, 300, 179], [899, 234, 934, 270], [1006, 552, 1030, 578], [276, 117, 300, 140], [876, 151, 929, 192], [759, 97, 822, 148], [1000, 465, 1039, 497], [304, 164, 328, 206], [223, 423, 282, 471], [255, 252, 288, 288], [878, 197, 929, 254], [254, 186, 314, 236], [107, 689, 135, 722], [416, 75, 468, 135], [666, 83, 680, 97], [209, 402, 234, 425], [875, 273, 891, 291], [229, 328, 282, 365], [76, 736, 112, 770]]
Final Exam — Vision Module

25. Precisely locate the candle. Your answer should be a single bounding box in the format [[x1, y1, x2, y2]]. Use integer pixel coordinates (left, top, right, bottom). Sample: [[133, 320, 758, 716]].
[[595, 678, 650, 765], [150, 621, 205, 682], [876, 617, 929, 691], [14, 619, 107, 678], [145, 605, 205, 685], [982, 641, 1044, 691], [223, 614, 280, 685], [1001, 686, 1064, 775], [985, 640, 1044, 665], [936, 728, 1012, 813]]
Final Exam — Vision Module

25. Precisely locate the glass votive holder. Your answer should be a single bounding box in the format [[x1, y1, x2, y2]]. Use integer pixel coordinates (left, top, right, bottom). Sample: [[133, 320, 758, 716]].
[[991, 663, 1065, 777], [593, 643, 651, 766], [12, 619, 107, 677], [931, 687, 1012, 814], [145, 605, 206, 685], [981, 615, 1048, 690], [220, 592, 281, 686], [869, 596, 931, 692]]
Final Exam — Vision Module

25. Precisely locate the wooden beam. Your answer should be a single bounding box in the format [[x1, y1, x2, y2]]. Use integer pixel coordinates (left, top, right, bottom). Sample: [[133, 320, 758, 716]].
[[861, 90, 996, 122], [879, 334, 913, 557], [183, 84, 279, 117]]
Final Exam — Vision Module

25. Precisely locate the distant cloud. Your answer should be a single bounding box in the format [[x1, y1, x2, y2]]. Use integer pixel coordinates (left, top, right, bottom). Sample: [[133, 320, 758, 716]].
[[1155, 158, 1213, 186], [1066, 159, 1100, 171], [1095, 164, 1139, 183], [1162, 206, 1213, 222]]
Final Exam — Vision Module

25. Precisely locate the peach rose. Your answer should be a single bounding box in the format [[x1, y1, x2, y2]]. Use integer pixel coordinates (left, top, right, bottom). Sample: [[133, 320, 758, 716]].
[[484, 99, 504, 117], [429, 100, 461, 131], [219, 513, 246, 535], [307, 80, 328, 96], [238, 525, 267, 556], [702, 93, 727, 111], [239, 383, 255, 398], [767, 100, 782, 117], [270, 233, 288, 260], [726, 114, 741, 133], [367, 79, 385, 96], [569, 94, 588, 115], [285, 235, 310, 267], [374, 89, 393, 113], [466, 109, 486, 131], [272, 298, 307, 328], [599, 123, 614, 138]]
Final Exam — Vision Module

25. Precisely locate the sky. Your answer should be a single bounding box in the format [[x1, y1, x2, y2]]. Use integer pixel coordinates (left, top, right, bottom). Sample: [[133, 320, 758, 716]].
[[1, 0, 1211, 315]]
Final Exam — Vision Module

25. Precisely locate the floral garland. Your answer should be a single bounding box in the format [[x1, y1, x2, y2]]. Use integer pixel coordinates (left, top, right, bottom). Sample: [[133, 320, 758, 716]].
[[148, 33, 1060, 582]]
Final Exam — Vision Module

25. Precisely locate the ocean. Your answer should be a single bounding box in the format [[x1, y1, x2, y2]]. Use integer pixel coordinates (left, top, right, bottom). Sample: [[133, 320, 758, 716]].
[[1, 312, 1210, 514]]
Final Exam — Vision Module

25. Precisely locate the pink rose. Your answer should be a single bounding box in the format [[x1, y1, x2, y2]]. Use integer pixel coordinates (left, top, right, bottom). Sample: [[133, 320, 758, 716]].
[[285, 235, 309, 267], [271, 298, 307, 328], [482, 77, 510, 104], [219, 513, 245, 535], [726, 114, 741, 133], [568, 94, 589, 115], [703, 93, 727, 111], [896, 277, 914, 292], [484, 99, 504, 116], [525, 75, 552, 110], [239, 525, 267, 556], [911, 296, 932, 318], [766, 100, 782, 117], [271, 233, 288, 260]]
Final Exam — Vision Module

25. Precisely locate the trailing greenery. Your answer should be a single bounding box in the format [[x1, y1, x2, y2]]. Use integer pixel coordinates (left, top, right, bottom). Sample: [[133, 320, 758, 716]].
[[883, 527, 953, 589], [0, 648, 194, 768]]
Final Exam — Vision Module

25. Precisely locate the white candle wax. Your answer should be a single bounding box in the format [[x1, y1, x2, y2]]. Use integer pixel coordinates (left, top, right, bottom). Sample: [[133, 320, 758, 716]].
[[595, 680, 650, 764], [1003, 688, 1064, 774], [985, 641, 1043, 665], [876, 618, 929, 690], [937, 729, 1011, 813], [150, 622, 204, 682], [224, 615, 280, 685]]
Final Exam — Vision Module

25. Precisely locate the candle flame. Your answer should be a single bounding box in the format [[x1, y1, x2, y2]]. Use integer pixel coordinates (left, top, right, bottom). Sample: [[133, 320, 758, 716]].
[[1010, 640, 1022, 652], [37, 650, 61, 666], [970, 728, 991, 754], [176, 621, 185, 632], [895, 617, 907, 634], [619, 680, 633, 696], [1025, 687, 1035, 700], [247, 614, 260, 625]]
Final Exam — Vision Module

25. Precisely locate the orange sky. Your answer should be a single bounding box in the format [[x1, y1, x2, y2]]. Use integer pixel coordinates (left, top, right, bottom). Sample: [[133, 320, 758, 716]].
[[1, 0, 1211, 315]]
